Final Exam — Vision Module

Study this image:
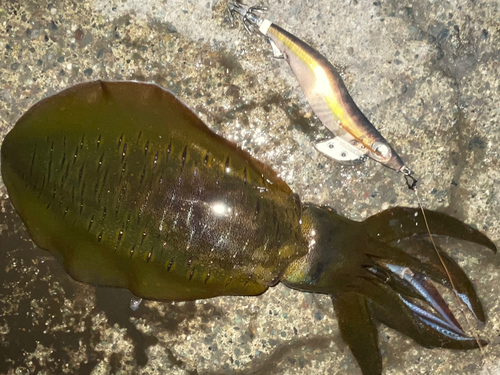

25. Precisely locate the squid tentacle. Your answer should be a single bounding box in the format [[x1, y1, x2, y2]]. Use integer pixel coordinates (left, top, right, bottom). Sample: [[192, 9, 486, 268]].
[[364, 263, 465, 336], [400, 297, 471, 340], [355, 277, 483, 349], [365, 239, 486, 323], [366, 265, 464, 335], [400, 298, 463, 337], [383, 263, 463, 334], [397, 238, 486, 322]]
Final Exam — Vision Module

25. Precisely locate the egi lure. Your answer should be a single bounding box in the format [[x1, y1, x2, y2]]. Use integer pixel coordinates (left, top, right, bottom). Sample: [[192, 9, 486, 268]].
[[228, 1, 414, 180]]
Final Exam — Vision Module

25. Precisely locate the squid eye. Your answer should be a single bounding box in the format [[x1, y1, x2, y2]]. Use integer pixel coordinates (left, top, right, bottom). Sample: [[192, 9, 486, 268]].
[[372, 142, 391, 160]]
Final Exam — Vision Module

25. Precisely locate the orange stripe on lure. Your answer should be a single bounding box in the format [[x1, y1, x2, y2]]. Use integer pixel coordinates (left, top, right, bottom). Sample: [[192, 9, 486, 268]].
[[229, 2, 413, 177]]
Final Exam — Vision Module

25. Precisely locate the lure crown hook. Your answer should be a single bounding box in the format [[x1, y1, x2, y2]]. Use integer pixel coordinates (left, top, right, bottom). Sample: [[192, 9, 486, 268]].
[[228, 1, 267, 33]]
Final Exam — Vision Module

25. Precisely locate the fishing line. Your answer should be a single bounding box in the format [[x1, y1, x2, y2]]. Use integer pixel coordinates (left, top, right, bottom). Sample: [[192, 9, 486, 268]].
[[406, 176, 488, 369]]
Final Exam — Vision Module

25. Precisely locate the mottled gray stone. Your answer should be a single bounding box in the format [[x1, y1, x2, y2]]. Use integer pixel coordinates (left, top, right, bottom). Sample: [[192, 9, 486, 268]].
[[0, 0, 499, 374]]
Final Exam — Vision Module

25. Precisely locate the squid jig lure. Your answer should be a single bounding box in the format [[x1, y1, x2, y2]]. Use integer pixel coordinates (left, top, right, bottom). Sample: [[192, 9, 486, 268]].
[[228, 1, 416, 186]]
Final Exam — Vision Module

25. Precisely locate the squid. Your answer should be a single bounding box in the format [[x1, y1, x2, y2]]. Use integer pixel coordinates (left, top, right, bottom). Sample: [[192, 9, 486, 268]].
[[0, 80, 495, 375]]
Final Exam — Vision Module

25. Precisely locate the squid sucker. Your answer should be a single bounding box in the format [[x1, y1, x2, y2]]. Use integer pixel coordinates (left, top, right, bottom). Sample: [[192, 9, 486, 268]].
[[1, 81, 496, 375]]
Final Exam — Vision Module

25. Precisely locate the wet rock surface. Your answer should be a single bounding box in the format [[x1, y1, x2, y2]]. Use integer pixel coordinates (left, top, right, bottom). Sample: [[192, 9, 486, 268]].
[[0, 0, 499, 374]]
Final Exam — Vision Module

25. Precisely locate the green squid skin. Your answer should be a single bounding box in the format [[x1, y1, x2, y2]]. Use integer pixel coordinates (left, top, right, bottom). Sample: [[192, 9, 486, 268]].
[[1, 81, 496, 375], [1, 81, 306, 301]]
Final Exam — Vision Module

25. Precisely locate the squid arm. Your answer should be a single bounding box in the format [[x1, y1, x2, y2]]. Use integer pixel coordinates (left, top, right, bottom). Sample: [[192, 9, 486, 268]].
[[283, 204, 495, 375]]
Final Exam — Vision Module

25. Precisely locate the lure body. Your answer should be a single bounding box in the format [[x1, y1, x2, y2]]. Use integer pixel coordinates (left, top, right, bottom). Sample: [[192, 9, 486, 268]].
[[1, 81, 495, 375], [229, 2, 411, 174]]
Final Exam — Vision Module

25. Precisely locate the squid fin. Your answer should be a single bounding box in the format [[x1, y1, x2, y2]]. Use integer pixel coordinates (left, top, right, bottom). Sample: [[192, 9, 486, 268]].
[[332, 292, 381, 375]]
